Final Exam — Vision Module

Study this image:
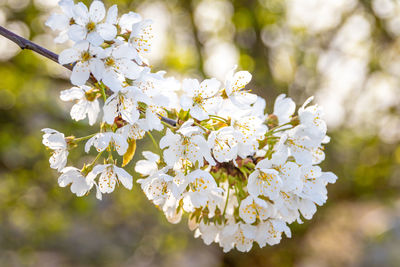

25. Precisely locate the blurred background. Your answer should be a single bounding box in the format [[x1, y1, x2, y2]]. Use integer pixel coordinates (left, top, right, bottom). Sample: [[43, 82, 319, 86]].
[[0, 0, 400, 266]]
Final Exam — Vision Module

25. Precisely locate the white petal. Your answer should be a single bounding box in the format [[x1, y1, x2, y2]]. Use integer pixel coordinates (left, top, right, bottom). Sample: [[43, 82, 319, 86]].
[[72, 2, 89, 26], [87, 31, 103, 46], [113, 133, 128, 156], [68, 24, 87, 42], [89, 58, 105, 81], [70, 100, 88, 121], [58, 48, 80, 65], [87, 100, 100, 126], [115, 166, 133, 190], [60, 87, 84, 101], [97, 23, 117, 41], [46, 14, 69, 31], [106, 5, 118, 24], [89, 0, 106, 23], [71, 62, 90, 86]]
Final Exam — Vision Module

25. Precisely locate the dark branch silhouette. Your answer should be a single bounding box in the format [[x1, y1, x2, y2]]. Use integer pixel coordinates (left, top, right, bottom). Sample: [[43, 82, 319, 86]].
[[0, 25, 177, 127]]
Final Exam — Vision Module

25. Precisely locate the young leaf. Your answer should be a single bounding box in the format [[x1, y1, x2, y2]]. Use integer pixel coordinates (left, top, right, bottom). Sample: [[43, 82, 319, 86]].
[[122, 139, 137, 167]]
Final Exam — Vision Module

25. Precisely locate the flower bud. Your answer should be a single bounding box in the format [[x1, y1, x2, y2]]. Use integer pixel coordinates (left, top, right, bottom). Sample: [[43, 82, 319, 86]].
[[267, 114, 279, 128]]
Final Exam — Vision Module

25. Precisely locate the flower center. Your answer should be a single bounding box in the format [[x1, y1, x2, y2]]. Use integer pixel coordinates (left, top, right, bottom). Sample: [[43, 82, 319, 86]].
[[81, 51, 91, 62], [86, 22, 96, 32], [105, 57, 115, 67]]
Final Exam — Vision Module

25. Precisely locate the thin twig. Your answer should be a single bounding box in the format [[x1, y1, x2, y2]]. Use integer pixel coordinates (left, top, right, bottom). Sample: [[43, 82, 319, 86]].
[[0, 26, 178, 127], [0, 26, 73, 71]]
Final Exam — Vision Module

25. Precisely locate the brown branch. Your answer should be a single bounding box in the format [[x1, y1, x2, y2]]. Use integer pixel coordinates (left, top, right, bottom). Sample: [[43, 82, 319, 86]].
[[0, 25, 177, 127], [0, 26, 73, 71]]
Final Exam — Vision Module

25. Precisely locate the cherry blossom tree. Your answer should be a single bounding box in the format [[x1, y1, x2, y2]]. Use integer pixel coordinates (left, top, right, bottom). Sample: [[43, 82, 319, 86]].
[[0, 0, 337, 252]]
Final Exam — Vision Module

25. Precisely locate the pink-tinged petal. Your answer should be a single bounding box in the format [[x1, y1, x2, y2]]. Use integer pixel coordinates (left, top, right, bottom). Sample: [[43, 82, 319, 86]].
[[86, 31, 103, 46], [68, 24, 87, 42], [97, 23, 117, 41], [58, 48, 80, 65], [89, 0, 106, 23], [71, 62, 90, 85]]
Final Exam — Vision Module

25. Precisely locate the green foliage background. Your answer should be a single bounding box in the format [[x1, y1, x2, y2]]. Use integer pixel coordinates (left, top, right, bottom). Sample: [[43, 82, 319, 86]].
[[0, 0, 399, 266]]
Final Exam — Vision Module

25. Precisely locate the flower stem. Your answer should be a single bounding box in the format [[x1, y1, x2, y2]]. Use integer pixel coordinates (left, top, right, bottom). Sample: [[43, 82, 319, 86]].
[[222, 185, 230, 216], [74, 133, 97, 143], [147, 131, 161, 154]]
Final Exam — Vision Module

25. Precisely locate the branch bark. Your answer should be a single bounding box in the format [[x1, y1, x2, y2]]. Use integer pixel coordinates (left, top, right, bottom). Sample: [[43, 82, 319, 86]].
[[0, 25, 177, 127]]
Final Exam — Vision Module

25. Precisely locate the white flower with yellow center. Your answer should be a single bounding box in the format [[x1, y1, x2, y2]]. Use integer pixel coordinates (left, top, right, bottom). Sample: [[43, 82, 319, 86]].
[[182, 169, 223, 211], [60, 85, 100, 126], [248, 158, 283, 200], [232, 115, 268, 158], [58, 40, 103, 86], [116, 123, 145, 141], [85, 132, 128, 156], [239, 195, 274, 224], [208, 126, 239, 163], [42, 128, 69, 171], [87, 164, 133, 195], [159, 121, 216, 168], [180, 78, 222, 121], [224, 66, 257, 108], [129, 19, 153, 63], [68, 1, 117, 46], [91, 44, 142, 90], [219, 222, 257, 253], [255, 219, 291, 247], [45, 0, 75, 43], [103, 86, 148, 125]]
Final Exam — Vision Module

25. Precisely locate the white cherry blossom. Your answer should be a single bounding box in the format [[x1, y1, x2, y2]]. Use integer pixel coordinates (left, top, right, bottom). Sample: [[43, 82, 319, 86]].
[[207, 126, 238, 163], [68, 1, 117, 46], [239, 195, 274, 224], [46, 0, 75, 43], [85, 132, 128, 156], [88, 164, 133, 194], [180, 78, 222, 121], [58, 40, 102, 86], [248, 158, 283, 200], [58, 167, 92, 197], [42, 128, 69, 171], [159, 122, 215, 168], [224, 66, 257, 108], [60, 85, 100, 125]]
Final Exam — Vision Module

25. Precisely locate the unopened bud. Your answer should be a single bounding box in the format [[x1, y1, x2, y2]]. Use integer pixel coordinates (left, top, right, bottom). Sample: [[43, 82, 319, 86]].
[[267, 114, 279, 128], [290, 116, 300, 126], [114, 116, 125, 129]]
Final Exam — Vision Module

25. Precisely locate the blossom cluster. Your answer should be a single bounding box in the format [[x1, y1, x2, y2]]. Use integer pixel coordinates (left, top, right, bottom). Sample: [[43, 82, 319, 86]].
[[42, 0, 337, 252]]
